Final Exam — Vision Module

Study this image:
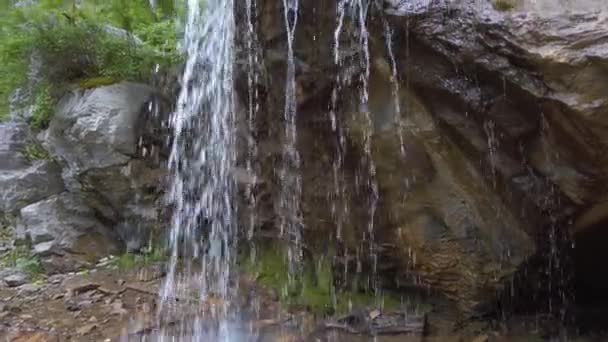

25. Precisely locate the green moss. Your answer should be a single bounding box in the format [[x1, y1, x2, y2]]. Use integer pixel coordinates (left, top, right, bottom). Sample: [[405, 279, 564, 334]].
[[239, 244, 404, 315], [77, 76, 120, 89], [493, 0, 516, 11], [22, 143, 50, 161]]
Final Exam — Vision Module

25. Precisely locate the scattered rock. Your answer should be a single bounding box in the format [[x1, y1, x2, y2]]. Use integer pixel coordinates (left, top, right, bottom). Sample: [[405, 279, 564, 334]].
[[110, 300, 127, 316], [76, 323, 97, 335], [64, 300, 80, 312], [67, 282, 100, 296], [77, 300, 93, 309], [48, 275, 64, 285], [18, 283, 41, 294], [4, 272, 28, 287]]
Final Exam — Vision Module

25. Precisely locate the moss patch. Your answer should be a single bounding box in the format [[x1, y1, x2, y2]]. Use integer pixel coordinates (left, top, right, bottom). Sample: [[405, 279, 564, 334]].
[[77, 76, 120, 89], [493, 0, 516, 11], [239, 244, 404, 315]]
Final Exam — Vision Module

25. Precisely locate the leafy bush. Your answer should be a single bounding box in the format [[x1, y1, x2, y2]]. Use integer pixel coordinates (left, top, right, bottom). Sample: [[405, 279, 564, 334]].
[[0, 246, 45, 277], [23, 143, 51, 161], [30, 85, 54, 130], [0, 0, 183, 121]]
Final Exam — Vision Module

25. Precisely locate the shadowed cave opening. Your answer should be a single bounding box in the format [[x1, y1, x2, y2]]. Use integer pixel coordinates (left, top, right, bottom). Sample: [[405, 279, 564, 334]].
[[573, 220, 608, 335]]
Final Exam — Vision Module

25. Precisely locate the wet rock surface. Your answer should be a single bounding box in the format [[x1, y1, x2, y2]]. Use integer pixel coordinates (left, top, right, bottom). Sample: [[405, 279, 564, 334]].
[[246, 0, 608, 314]]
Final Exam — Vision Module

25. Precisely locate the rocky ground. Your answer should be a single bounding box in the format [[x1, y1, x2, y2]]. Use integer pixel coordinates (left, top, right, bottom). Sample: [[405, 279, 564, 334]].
[[0, 254, 591, 342]]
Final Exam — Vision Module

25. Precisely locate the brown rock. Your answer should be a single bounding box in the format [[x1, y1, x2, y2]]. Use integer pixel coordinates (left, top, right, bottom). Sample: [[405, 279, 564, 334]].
[[76, 323, 98, 335]]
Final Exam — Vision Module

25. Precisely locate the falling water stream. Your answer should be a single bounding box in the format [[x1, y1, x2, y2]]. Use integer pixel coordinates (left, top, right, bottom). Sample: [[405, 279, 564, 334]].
[[279, 0, 304, 286], [157, 0, 239, 339]]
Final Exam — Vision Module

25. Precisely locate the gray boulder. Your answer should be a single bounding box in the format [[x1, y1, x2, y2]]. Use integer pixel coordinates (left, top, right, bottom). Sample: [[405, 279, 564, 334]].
[[42, 82, 165, 248], [3, 271, 28, 288], [43, 82, 155, 171], [0, 123, 64, 214], [16, 193, 120, 261]]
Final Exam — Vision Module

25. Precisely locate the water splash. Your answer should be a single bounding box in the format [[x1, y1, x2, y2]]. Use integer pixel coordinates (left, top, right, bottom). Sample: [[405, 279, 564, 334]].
[[159, 0, 237, 339]]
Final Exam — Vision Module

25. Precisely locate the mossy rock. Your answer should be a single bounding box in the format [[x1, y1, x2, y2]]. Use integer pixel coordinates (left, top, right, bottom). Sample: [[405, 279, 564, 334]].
[[77, 76, 120, 89]]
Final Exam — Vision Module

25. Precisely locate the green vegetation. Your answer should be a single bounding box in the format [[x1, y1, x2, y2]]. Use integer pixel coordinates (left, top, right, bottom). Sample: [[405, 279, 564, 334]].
[[0, 0, 184, 121], [240, 244, 402, 315], [22, 143, 51, 161], [493, 0, 516, 11], [110, 244, 167, 270], [30, 85, 54, 130], [1, 246, 45, 278]]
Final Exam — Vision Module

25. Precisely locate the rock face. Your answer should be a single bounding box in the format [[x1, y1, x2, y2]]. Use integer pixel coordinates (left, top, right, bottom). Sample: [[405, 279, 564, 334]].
[[44, 82, 154, 171], [41, 82, 166, 252], [244, 0, 608, 313], [0, 123, 64, 214], [2, 81, 167, 267], [16, 193, 119, 261]]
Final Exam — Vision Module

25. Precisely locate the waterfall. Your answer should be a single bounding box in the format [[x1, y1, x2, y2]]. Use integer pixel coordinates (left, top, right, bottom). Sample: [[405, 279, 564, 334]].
[[279, 0, 303, 284], [158, 0, 238, 339]]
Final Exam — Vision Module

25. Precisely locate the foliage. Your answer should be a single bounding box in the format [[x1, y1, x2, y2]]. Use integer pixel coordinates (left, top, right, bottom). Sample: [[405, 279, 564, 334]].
[[110, 244, 167, 270], [0, 246, 45, 277], [22, 143, 51, 161], [134, 19, 181, 65], [0, 0, 183, 121], [30, 85, 54, 130]]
